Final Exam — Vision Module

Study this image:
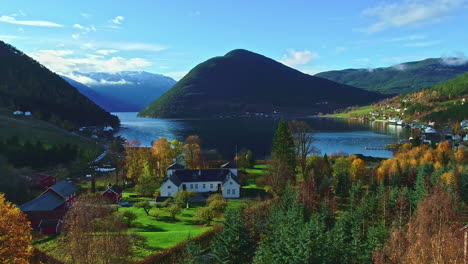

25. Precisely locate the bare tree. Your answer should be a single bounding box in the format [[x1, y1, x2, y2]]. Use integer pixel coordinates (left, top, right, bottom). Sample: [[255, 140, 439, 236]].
[[289, 120, 319, 177]]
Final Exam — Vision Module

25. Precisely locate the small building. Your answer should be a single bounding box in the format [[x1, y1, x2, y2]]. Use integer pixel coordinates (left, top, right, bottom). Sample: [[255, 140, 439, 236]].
[[20, 181, 77, 232], [160, 162, 240, 199], [103, 126, 114, 132], [24, 111, 32, 116], [422, 127, 441, 144], [101, 185, 123, 203], [13, 111, 23, 115], [39, 219, 63, 235]]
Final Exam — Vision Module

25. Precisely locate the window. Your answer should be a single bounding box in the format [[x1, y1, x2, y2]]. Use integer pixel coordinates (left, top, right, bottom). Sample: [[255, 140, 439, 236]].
[[168, 192, 171, 196], [167, 185, 171, 189], [230, 181, 233, 185], [232, 189, 236, 195], [227, 189, 231, 195], [203, 184, 206, 188], [190, 184, 193, 189], [210, 184, 213, 188], [195, 184, 198, 189]]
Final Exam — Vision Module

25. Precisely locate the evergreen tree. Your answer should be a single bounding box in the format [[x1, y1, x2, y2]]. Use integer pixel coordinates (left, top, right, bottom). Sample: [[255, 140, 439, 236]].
[[271, 120, 296, 173], [212, 208, 255, 264]]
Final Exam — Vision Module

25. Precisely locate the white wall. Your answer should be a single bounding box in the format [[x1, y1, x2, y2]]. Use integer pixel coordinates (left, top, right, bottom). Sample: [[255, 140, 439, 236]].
[[222, 178, 240, 198], [181, 181, 222, 192], [160, 180, 179, 197]]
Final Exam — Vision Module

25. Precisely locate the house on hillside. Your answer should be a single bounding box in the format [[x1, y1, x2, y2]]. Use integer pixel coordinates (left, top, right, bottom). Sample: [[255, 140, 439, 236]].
[[160, 162, 240, 199], [101, 184, 123, 203], [422, 127, 441, 144], [20, 181, 77, 233]]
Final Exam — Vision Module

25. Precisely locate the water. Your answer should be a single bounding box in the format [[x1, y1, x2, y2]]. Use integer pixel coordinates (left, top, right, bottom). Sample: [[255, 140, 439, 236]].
[[114, 112, 411, 159]]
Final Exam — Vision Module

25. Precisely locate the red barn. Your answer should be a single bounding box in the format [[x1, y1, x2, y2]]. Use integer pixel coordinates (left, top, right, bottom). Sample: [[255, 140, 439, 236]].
[[39, 219, 63, 235], [101, 185, 123, 203], [31, 173, 56, 189], [20, 181, 77, 233]]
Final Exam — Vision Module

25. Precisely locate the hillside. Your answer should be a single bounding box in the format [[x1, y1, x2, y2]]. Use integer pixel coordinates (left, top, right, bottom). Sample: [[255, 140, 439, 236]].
[[316, 58, 468, 94], [334, 72, 468, 123], [0, 41, 119, 129], [64, 71, 176, 111], [139, 49, 384, 118]]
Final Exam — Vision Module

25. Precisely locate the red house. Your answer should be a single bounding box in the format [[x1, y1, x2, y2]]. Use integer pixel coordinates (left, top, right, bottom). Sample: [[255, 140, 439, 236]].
[[30, 173, 56, 189], [39, 219, 63, 235], [101, 185, 123, 203], [20, 181, 77, 233]]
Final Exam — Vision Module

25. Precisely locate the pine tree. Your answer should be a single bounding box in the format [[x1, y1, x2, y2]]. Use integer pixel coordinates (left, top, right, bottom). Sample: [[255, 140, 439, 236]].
[[271, 120, 296, 173]]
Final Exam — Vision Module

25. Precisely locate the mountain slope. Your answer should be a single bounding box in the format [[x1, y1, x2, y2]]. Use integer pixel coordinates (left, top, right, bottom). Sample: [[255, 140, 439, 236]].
[[316, 58, 468, 94], [61, 75, 136, 112], [65, 71, 176, 111], [139, 49, 384, 118], [0, 41, 119, 129]]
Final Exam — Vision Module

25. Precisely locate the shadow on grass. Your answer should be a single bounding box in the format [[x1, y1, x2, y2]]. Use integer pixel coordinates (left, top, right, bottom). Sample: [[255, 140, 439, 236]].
[[32, 234, 59, 245], [133, 222, 167, 233]]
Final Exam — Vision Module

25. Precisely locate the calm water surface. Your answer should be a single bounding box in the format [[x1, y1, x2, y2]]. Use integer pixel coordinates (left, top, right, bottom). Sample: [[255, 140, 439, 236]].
[[114, 112, 411, 159]]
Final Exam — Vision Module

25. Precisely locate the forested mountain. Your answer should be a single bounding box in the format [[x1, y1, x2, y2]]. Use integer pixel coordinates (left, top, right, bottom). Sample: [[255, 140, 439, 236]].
[[0, 41, 119, 129], [64, 71, 176, 111], [139, 49, 384, 118], [316, 58, 468, 94]]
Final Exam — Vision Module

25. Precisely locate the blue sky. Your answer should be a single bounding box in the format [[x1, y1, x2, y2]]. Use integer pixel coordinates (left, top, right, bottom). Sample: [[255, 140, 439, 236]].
[[1, 0, 468, 82]]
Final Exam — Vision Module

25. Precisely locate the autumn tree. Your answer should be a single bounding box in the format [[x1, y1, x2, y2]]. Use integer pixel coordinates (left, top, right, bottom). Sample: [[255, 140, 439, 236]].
[[0, 193, 32, 263], [184, 135, 202, 169], [350, 158, 366, 183], [289, 120, 318, 177], [135, 161, 159, 196], [60, 194, 132, 264], [265, 158, 294, 196]]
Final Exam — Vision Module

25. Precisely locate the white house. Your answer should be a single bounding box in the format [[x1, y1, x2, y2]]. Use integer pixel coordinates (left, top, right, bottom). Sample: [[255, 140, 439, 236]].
[[24, 111, 32, 116], [160, 162, 240, 199], [13, 111, 23, 115]]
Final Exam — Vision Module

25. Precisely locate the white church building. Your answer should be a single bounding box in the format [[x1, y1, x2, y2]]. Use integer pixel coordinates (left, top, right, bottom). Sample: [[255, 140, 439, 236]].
[[160, 162, 241, 199]]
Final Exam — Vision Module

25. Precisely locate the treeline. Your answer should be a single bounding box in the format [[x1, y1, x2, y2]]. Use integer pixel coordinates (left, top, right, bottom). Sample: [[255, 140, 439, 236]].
[[0, 41, 119, 130], [0, 136, 81, 169]]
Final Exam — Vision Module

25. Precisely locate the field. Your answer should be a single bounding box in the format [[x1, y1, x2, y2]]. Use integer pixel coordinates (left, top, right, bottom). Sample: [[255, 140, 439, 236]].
[[330, 105, 375, 118]]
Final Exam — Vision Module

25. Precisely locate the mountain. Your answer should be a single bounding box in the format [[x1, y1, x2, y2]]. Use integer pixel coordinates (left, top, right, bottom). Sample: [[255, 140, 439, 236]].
[[64, 71, 176, 111], [316, 58, 468, 94], [61, 75, 136, 112], [0, 41, 119, 129], [138, 49, 384, 118]]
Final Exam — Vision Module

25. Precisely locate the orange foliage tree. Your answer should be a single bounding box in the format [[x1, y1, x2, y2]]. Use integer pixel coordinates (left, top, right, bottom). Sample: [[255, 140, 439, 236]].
[[0, 193, 32, 263]]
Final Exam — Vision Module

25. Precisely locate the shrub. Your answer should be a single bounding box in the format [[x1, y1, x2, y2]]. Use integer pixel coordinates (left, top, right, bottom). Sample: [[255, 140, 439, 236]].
[[149, 211, 160, 219], [120, 210, 137, 227], [207, 193, 224, 205], [174, 191, 197, 208], [134, 201, 152, 216], [166, 204, 181, 221], [208, 199, 227, 213], [194, 207, 216, 226]]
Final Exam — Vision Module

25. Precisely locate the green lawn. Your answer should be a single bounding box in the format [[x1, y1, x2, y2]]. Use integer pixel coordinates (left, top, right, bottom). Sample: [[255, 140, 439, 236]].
[[330, 105, 375, 118]]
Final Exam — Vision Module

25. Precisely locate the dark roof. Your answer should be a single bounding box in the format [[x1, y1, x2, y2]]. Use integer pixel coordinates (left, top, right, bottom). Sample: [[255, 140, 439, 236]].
[[167, 163, 185, 170], [39, 219, 61, 228], [20, 192, 64, 212], [221, 162, 237, 169], [49, 181, 77, 198], [102, 185, 122, 195], [223, 174, 240, 185], [169, 169, 231, 186]]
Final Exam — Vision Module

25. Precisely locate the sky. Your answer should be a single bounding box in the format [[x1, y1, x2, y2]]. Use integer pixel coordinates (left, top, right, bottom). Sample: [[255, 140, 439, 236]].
[[1, 0, 468, 82]]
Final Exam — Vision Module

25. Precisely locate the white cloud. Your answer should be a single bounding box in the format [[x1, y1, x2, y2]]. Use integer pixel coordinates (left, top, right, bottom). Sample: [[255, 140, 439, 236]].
[[103, 41, 167, 52], [0, 15, 63, 27], [72, 24, 96, 39], [441, 52, 468, 66], [405, 40, 441, 47], [165, 71, 188, 81], [111, 16, 124, 24], [392, 63, 407, 70], [96, 49, 118, 55], [362, 0, 464, 33], [301, 66, 331, 75], [385, 35, 427, 42], [0, 35, 19, 42], [18, 27, 24, 32], [279, 49, 319, 68], [73, 24, 85, 30], [30, 50, 152, 75], [71, 34, 80, 39], [67, 72, 133, 86]]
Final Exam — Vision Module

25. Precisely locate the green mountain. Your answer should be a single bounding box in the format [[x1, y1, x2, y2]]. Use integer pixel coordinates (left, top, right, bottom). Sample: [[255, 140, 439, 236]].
[[316, 58, 468, 94], [139, 49, 384, 118], [0, 41, 119, 129]]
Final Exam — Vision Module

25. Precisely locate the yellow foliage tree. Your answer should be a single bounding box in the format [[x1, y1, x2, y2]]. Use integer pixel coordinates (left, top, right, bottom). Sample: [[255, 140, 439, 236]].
[[0, 193, 32, 264], [350, 158, 366, 182]]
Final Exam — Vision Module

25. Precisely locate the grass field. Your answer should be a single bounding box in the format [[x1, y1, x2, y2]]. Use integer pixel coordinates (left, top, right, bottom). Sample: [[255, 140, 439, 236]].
[[329, 105, 375, 118]]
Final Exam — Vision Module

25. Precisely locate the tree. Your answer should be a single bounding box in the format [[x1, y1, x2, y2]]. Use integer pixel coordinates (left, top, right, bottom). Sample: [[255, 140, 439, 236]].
[[184, 135, 202, 169], [135, 161, 159, 196], [120, 210, 137, 227], [174, 190, 197, 208], [212, 208, 256, 264], [194, 206, 216, 226], [265, 158, 294, 196], [0, 193, 32, 263], [166, 203, 181, 221], [134, 201, 153, 216], [182, 239, 203, 264], [349, 158, 366, 182], [271, 120, 296, 173], [289, 120, 318, 177], [331, 157, 351, 196], [60, 195, 132, 264]]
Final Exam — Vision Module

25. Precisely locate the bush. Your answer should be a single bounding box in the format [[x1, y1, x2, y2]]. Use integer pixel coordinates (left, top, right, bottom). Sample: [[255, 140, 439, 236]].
[[174, 191, 197, 208], [149, 211, 160, 219], [156, 198, 173, 208], [134, 201, 152, 216], [120, 210, 137, 227], [208, 199, 228, 213], [194, 207, 216, 226], [166, 204, 181, 221], [207, 193, 224, 205]]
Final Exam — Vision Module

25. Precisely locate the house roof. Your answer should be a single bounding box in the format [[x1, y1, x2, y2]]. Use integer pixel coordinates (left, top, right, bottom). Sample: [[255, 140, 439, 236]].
[[20, 192, 64, 212], [167, 163, 185, 170], [221, 162, 237, 169], [101, 185, 122, 195], [168, 169, 233, 186], [49, 181, 77, 198]]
